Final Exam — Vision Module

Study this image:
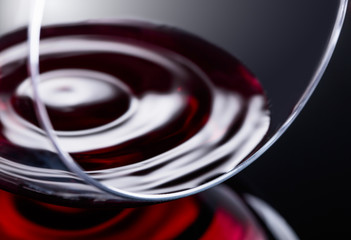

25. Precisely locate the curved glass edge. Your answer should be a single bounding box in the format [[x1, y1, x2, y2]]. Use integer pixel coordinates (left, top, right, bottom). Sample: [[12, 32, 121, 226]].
[[224, 0, 349, 187], [28, 0, 348, 202], [245, 194, 300, 240]]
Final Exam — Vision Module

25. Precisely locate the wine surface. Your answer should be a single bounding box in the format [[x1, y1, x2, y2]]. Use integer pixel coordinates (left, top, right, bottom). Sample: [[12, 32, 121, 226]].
[[0, 21, 270, 196]]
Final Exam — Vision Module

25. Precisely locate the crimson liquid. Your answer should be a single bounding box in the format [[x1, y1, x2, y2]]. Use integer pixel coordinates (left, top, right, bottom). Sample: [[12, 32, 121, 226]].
[[0, 186, 267, 240], [0, 20, 271, 239], [0, 21, 269, 196]]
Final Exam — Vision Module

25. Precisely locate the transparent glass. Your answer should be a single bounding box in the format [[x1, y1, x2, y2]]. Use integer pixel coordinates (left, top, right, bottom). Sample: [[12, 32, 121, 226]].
[[0, 0, 348, 205]]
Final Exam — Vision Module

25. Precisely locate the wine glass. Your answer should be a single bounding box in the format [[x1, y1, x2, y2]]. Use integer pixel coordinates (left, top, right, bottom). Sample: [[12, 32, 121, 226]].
[[0, 0, 347, 238], [0, 0, 347, 204]]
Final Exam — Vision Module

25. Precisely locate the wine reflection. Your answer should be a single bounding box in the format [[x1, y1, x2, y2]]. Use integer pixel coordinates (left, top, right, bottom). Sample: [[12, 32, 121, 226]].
[[0, 185, 269, 240]]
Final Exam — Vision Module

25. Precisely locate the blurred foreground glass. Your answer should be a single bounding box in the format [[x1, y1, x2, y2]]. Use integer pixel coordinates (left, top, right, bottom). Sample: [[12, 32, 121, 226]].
[[0, 0, 347, 205]]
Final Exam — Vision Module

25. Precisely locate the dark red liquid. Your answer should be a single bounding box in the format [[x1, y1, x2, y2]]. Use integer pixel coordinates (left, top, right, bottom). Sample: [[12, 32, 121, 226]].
[[0, 21, 269, 174], [0, 19, 271, 240], [0, 187, 266, 240], [0, 20, 270, 206]]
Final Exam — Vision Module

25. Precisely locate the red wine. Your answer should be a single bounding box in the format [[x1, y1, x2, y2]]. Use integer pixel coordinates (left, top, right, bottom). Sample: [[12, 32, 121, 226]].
[[0, 186, 267, 240], [0, 20, 270, 196]]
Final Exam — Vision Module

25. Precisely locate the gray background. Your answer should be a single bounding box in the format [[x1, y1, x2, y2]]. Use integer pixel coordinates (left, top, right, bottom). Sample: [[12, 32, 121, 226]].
[[235, 6, 351, 239]]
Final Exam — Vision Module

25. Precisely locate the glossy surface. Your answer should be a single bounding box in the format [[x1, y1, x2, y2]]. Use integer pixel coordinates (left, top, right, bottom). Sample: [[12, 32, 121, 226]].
[[0, 186, 266, 239], [0, 21, 269, 198]]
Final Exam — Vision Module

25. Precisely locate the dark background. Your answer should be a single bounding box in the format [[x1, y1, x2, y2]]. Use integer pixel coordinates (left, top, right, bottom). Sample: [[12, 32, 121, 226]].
[[233, 7, 351, 240]]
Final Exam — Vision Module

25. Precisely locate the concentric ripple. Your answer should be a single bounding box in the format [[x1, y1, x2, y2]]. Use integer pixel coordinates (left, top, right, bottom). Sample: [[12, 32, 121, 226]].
[[0, 21, 270, 197]]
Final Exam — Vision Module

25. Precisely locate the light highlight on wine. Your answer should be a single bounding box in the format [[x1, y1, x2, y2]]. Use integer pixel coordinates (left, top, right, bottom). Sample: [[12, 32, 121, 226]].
[[0, 21, 270, 197]]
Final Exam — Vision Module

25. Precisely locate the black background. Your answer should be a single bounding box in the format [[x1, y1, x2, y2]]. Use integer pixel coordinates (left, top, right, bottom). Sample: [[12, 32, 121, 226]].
[[233, 6, 351, 240]]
